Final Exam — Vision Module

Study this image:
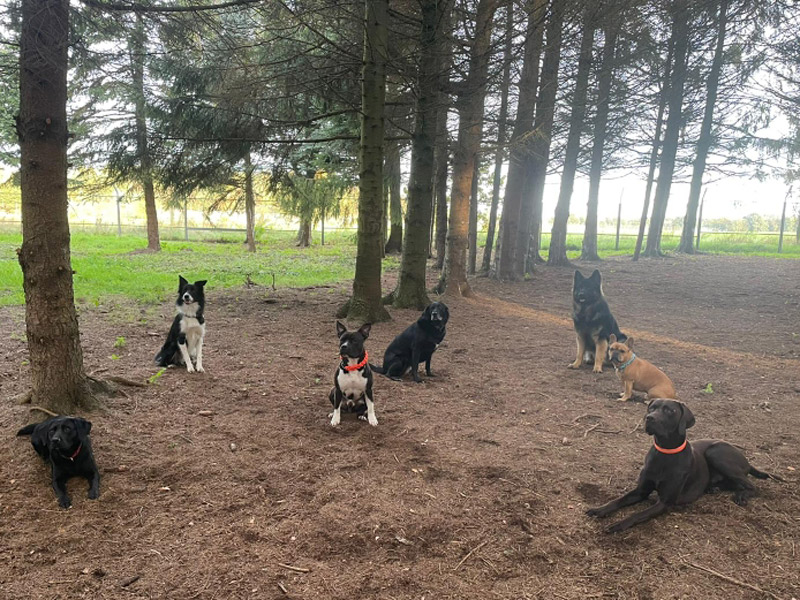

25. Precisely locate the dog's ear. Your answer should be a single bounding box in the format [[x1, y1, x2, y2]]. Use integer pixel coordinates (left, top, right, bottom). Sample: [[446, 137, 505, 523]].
[[609, 334, 616, 345], [335, 321, 347, 337], [73, 417, 92, 436], [589, 269, 601, 283], [194, 280, 207, 288], [358, 323, 372, 340], [179, 275, 188, 289], [573, 270, 584, 284], [625, 336, 634, 350], [678, 403, 695, 435], [421, 305, 433, 320]]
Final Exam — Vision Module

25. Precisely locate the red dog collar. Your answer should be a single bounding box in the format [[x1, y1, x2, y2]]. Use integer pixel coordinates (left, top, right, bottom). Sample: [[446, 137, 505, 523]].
[[66, 444, 82, 461], [653, 439, 687, 454], [342, 352, 368, 372]]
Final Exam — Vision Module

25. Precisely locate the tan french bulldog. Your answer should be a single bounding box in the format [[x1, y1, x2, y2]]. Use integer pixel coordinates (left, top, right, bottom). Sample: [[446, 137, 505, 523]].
[[608, 335, 676, 402]]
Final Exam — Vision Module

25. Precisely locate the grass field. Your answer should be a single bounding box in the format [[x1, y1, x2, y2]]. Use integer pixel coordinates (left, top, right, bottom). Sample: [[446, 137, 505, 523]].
[[0, 229, 797, 307]]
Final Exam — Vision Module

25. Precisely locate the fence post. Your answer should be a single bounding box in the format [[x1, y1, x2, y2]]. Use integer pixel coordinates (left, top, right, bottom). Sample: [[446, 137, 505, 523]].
[[778, 197, 787, 254], [695, 188, 706, 250], [115, 188, 122, 237], [184, 199, 189, 241], [321, 208, 325, 246], [615, 190, 623, 251]]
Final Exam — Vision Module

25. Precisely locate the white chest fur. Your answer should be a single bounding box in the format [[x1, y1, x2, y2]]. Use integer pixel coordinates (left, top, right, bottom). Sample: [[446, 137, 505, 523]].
[[337, 368, 367, 401], [180, 317, 205, 356]]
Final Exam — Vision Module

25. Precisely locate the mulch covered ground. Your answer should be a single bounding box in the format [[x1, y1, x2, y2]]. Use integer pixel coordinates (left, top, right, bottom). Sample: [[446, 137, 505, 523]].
[[1, 254, 798, 600]]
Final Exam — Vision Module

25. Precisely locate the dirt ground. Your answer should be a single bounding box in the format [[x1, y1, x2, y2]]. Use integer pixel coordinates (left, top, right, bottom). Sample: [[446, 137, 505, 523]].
[[1, 255, 798, 600]]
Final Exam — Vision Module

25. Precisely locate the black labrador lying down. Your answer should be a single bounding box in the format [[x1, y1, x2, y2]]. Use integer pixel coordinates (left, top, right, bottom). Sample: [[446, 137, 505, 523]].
[[371, 302, 449, 383], [586, 399, 781, 533], [17, 416, 100, 509]]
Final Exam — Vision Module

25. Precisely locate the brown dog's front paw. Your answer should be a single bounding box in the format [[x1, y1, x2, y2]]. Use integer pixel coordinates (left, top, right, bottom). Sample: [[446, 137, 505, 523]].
[[592, 365, 603, 374], [568, 361, 582, 370]]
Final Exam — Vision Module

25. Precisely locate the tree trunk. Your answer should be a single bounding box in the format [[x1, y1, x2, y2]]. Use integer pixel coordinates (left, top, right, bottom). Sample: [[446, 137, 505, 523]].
[[678, 0, 728, 253], [644, 0, 690, 257], [522, 0, 565, 272], [17, 0, 93, 413], [633, 40, 673, 261], [494, 0, 547, 280], [433, 5, 454, 271], [439, 0, 498, 296], [384, 142, 403, 254], [468, 155, 480, 274], [548, 6, 595, 266], [481, 0, 514, 274], [346, 0, 391, 322], [296, 220, 312, 247], [244, 153, 256, 252], [131, 14, 160, 252], [393, 0, 451, 308], [581, 23, 619, 261]]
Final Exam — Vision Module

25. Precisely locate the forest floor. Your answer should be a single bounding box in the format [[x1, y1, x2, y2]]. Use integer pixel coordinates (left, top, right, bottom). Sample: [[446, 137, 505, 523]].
[[0, 254, 798, 600]]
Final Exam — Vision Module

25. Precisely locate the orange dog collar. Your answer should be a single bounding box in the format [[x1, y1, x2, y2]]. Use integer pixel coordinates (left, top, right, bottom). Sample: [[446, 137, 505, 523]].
[[342, 352, 368, 372], [653, 439, 687, 454]]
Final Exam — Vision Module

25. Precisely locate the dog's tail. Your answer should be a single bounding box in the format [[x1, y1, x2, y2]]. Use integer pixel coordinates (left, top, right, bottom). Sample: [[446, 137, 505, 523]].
[[16, 423, 36, 437], [749, 466, 785, 483], [368, 362, 385, 374], [154, 340, 172, 367]]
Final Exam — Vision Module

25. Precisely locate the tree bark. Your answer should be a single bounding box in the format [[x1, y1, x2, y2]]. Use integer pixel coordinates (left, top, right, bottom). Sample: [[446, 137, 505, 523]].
[[346, 0, 391, 322], [433, 5, 454, 271], [581, 22, 619, 261], [548, 5, 595, 266], [438, 0, 498, 296], [296, 220, 312, 247], [384, 142, 403, 254], [393, 0, 451, 307], [678, 0, 728, 253], [481, 0, 514, 274], [131, 13, 160, 252], [494, 0, 547, 280], [468, 155, 480, 274], [17, 0, 93, 413], [643, 0, 690, 257], [522, 0, 564, 272], [244, 153, 256, 252]]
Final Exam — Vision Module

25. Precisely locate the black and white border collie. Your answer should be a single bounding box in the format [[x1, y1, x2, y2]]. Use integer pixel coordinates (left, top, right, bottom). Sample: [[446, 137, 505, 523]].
[[155, 276, 207, 373], [329, 321, 378, 427]]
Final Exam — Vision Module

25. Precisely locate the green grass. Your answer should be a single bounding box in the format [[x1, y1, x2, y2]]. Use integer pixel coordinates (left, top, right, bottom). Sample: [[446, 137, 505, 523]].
[[0, 231, 396, 307]]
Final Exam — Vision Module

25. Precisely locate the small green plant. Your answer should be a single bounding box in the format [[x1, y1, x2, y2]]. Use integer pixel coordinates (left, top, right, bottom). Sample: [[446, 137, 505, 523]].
[[702, 383, 714, 394], [111, 354, 121, 360], [114, 336, 127, 348], [148, 368, 167, 385]]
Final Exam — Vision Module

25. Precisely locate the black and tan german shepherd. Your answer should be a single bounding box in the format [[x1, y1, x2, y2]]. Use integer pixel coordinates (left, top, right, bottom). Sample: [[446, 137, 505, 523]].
[[569, 270, 626, 373]]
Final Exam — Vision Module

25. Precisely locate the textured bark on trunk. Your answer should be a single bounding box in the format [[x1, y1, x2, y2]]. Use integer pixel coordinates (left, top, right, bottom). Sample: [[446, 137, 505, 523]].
[[481, 0, 514, 274], [644, 0, 690, 257], [678, 0, 728, 253], [548, 6, 595, 266], [296, 220, 312, 247], [520, 0, 564, 273], [346, 0, 390, 322], [467, 156, 480, 274], [581, 23, 619, 262], [384, 142, 403, 254], [393, 0, 451, 308], [433, 5, 454, 271], [494, 0, 546, 280], [18, 0, 93, 413], [439, 0, 498, 296], [131, 14, 160, 252], [244, 154, 256, 252]]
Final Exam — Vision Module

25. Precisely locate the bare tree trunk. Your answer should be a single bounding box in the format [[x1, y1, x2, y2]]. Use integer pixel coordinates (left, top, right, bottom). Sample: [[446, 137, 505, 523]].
[[17, 0, 93, 413], [244, 153, 256, 252], [679, 0, 728, 253], [521, 0, 565, 272], [296, 220, 312, 247], [439, 0, 498, 296], [481, 0, 514, 274], [131, 13, 160, 252], [581, 22, 619, 261], [392, 0, 452, 307], [633, 40, 673, 261], [345, 0, 391, 322], [495, 0, 547, 280], [468, 155, 480, 274], [384, 142, 403, 254], [548, 5, 595, 266], [433, 6, 454, 271], [644, 0, 690, 257]]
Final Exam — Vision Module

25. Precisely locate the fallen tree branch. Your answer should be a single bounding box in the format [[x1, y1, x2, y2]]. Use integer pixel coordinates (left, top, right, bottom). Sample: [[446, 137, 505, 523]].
[[453, 539, 490, 571], [685, 561, 783, 600]]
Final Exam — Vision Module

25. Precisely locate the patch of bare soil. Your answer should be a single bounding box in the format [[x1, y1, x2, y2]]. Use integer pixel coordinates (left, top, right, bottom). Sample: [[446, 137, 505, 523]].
[[0, 255, 798, 600]]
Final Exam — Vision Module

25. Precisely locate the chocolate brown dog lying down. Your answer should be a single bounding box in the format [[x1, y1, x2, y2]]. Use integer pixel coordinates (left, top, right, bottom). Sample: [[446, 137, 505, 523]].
[[586, 399, 782, 533]]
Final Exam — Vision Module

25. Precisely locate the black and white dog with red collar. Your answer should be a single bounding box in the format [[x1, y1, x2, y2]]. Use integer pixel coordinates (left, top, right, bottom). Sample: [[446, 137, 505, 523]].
[[328, 321, 378, 427]]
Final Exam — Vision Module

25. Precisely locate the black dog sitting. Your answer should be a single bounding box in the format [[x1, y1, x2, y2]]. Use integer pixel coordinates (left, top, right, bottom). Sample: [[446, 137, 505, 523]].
[[586, 399, 782, 533], [17, 416, 100, 509], [371, 302, 449, 383], [329, 321, 377, 427]]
